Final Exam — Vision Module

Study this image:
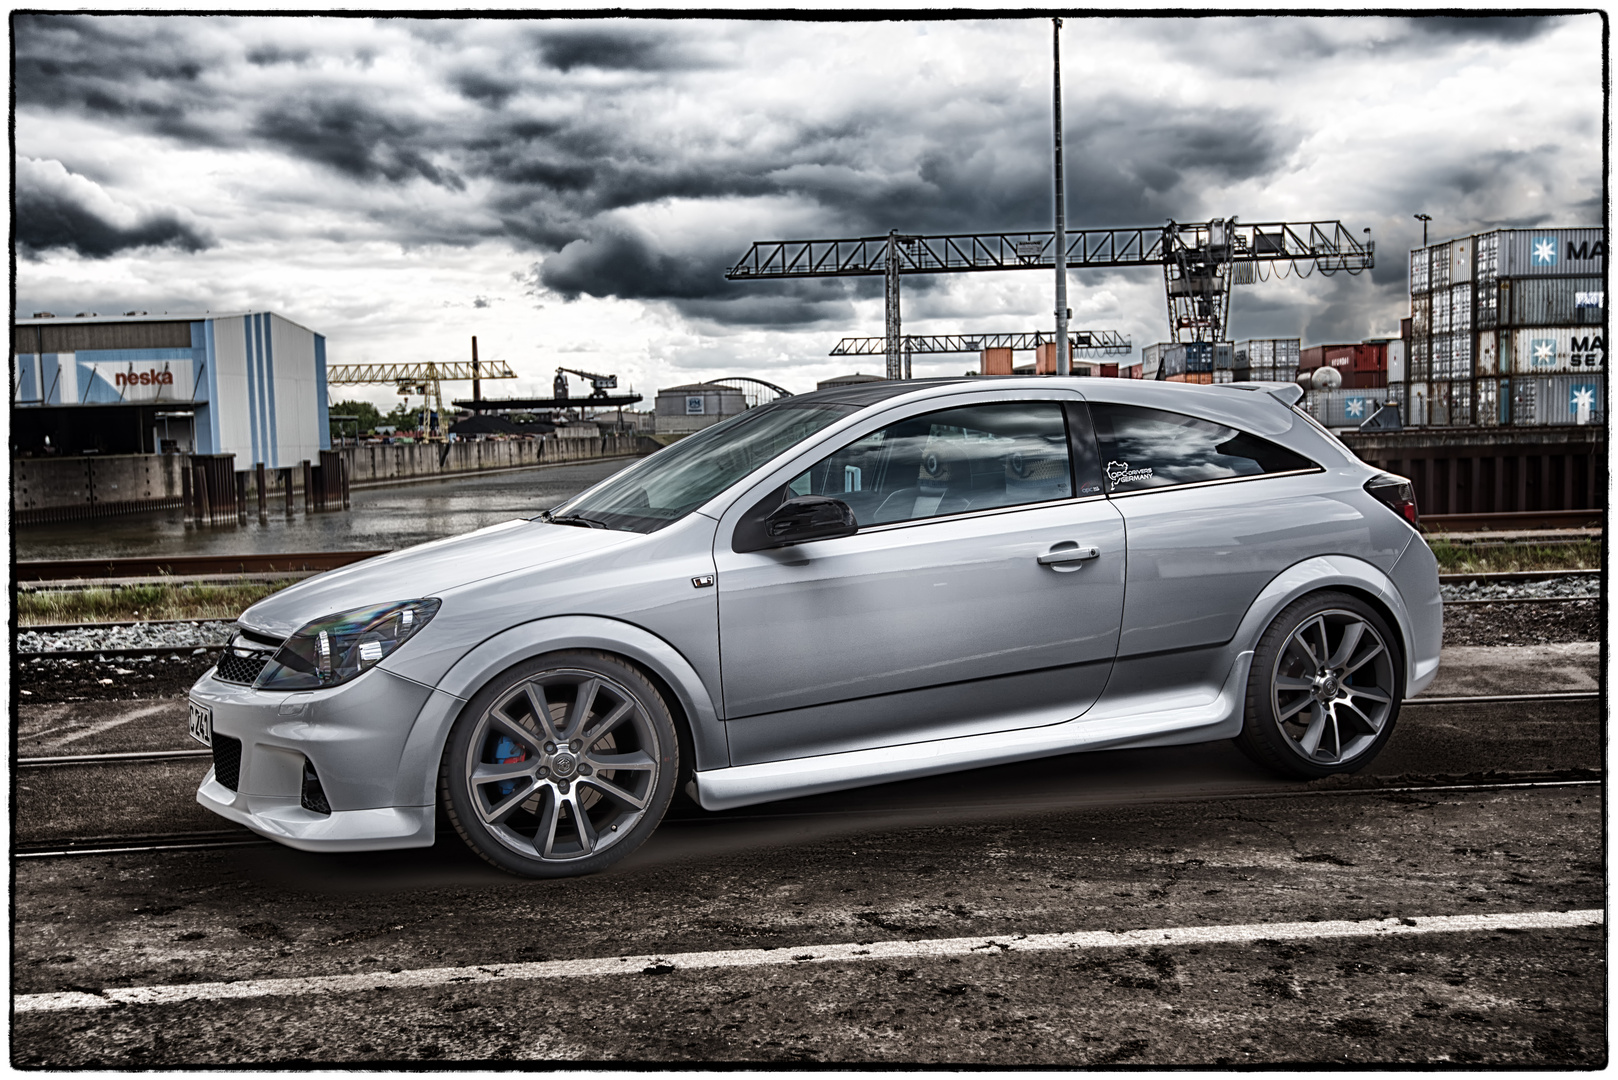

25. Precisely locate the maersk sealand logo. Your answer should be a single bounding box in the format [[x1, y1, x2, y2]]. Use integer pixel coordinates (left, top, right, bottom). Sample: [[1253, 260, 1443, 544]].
[[1532, 236, 1559, 266], [1529, 339, 1558, 368]]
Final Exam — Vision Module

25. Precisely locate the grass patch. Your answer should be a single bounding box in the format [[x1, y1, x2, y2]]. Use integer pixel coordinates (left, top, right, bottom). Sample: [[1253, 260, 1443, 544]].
[[1427, 537, 1602, 575], [17, 580, 299, 625]]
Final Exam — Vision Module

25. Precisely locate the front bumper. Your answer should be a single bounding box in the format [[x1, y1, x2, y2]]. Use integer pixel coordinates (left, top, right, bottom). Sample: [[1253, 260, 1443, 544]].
[[189, 664, 442, 852]]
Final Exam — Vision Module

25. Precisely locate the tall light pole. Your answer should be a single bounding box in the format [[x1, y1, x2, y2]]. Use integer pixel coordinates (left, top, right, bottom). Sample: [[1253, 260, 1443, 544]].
[[1414, 213, 1431, 248], [1052, 18, 1069, 376]]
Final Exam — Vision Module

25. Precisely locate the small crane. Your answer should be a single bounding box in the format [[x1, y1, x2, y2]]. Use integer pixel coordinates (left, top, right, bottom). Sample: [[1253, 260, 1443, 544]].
[[553, 367, 620, 401]]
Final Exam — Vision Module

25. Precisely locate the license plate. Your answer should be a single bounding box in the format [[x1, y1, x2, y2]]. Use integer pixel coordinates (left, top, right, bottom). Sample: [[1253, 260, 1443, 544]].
[[188, 700, 213, 748]]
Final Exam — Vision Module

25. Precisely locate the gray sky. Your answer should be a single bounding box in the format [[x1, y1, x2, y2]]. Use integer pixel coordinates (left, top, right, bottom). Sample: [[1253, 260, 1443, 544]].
[[14, 13, 1604, 405]]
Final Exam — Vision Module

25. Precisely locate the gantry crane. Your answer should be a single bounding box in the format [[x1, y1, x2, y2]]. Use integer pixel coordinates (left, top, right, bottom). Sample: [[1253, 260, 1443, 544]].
[[727, 218, 1375, 378], [326, 356, 517, 438]]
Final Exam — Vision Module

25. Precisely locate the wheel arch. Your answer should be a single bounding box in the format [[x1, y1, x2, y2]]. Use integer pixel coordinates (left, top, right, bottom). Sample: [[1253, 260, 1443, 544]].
[[394, 615, 726, 810], [1236, 556, 1418, 693]]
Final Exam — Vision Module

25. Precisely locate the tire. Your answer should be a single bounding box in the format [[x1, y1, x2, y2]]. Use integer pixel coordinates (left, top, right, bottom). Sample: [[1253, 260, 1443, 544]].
[[440, 650, 679, 878], [1235, 591, 1403, 780]]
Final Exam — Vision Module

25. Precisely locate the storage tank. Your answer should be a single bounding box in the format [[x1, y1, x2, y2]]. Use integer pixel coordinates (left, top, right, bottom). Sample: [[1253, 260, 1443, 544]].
[[654, 382, 749, 435]]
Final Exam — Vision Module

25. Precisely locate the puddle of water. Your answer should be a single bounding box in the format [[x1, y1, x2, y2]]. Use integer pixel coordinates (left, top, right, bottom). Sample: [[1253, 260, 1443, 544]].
[[17, 459, 636, 560]]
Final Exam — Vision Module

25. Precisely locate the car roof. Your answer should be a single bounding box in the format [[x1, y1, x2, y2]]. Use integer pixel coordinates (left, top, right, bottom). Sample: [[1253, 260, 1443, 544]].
[[781, 377, 972, 408]]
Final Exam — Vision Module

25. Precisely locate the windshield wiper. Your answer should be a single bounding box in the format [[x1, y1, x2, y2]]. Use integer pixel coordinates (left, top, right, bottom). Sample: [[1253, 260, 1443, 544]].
[[541, 510, 607, 529]]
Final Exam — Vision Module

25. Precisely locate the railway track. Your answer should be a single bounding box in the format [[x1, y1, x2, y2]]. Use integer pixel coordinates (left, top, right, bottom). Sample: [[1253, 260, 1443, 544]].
[[1421, 509, 1604, 532], [12, 771, 1602, 859]]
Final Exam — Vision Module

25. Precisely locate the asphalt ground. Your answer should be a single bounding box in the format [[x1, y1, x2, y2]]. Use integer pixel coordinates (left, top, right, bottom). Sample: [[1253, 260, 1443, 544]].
[[9, 636, 1608, 1067]]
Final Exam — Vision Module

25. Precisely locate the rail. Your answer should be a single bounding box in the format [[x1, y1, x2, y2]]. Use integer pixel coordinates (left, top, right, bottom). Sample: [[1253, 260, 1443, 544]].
[[1422, 510, 1604, 532], [16, 551, 389, 582]]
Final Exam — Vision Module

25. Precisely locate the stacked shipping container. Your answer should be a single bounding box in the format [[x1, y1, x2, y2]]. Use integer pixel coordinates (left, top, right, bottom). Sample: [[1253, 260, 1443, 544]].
[[1234, 339, 1300, 382], [1405, 227, 1603, 426]]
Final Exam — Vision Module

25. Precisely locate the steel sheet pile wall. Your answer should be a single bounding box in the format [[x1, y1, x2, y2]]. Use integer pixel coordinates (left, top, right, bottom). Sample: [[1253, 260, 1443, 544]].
[[1405, 227, 1604, 428]]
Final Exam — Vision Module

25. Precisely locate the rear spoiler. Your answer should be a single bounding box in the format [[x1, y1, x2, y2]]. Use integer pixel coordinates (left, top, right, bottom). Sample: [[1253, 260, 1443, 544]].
[[1227, 381, 1305, 407]]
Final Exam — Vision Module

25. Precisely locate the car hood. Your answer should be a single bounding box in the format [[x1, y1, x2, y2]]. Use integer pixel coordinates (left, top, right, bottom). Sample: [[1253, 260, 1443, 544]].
[[237, 518, 637, 639]]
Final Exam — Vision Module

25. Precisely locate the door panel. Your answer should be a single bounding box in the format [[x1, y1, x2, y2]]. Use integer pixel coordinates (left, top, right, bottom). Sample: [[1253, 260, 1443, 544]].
[[714, 497, 1126, 746]]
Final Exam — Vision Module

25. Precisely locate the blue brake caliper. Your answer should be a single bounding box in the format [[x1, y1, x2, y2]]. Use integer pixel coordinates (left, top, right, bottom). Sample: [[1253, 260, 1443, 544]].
[[494, 735, 526, 798]]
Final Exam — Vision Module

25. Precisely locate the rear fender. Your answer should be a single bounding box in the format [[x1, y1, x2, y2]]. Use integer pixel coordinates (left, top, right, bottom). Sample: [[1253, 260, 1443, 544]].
[[394, 615, 727, 808], [1235, 555, 1422, 698]]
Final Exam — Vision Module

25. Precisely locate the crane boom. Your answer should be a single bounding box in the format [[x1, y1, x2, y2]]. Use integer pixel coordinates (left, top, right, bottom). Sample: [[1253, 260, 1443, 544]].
[[726, 220, 1373, 279], [830, 331, 1130, 356], [325, 360, 517, 384]]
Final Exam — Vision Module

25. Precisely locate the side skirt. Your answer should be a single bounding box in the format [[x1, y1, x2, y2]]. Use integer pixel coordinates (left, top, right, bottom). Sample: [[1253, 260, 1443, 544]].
[[693, 651, 1252, 811]]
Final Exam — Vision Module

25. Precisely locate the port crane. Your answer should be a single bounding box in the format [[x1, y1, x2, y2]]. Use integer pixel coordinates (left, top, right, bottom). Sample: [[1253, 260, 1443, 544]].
[[727, 218, 1375, 378], [326, 346, 518, 438], [553, 367, 620, 401]]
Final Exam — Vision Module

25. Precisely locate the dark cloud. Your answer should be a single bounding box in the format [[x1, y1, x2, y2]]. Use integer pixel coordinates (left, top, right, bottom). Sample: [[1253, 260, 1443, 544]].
[[540, 229, 732, 301], [16, 160, 214, 259], [1402, 16, 1554, 43], [251, 97, 465, 189], [535, 27, 712, 73]]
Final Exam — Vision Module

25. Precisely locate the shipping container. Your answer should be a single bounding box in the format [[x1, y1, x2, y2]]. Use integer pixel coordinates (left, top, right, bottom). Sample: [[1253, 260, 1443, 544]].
[[1498, 276, 1605, 327], [1501, 327, 1605, 374], [980, 347, 1014, 376], [1125, 364, 1143, 379], [1213, 369, 1234, 384], [1338, 370, 1387, 390], [1497, 228, 1606, 278], [1475, 376, 1501, 426], [1449, 236, 1474, 283], [1509, 375, 1603, 426], [1141, 342, 1167, 377], [1476, 331, 1498, 375], [1409, 249, 1429, 294], [1305, 387, 1397, 428], [1387, 339, 1406, 383], [1164, 373, 1214, 385]]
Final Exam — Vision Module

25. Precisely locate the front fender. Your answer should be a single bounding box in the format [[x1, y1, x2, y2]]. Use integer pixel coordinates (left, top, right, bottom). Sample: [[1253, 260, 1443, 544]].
[[1233, 554, 1431, 699], [393, 615, 728, 808]]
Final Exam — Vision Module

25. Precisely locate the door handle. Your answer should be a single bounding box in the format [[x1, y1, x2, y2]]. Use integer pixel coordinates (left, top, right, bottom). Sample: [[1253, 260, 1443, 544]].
[[1038, 544, 1100, 566]]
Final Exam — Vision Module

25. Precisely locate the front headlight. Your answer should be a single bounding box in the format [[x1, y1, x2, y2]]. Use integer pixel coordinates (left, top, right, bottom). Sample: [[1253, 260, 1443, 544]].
[[255, 599, 442, 691]]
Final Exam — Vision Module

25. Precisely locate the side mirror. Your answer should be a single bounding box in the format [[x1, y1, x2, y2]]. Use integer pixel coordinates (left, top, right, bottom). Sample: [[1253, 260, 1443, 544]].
[[735, 495, 858, 553]]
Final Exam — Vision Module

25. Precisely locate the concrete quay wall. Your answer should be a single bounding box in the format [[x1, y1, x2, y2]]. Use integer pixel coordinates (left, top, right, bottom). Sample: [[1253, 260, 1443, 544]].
[[343, 434, 649, 487]]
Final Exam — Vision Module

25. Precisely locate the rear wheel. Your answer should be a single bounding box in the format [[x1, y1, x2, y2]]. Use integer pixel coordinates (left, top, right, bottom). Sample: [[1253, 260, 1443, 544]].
[[440, 651, 678, 877], [1236, 592, 1403, 779]]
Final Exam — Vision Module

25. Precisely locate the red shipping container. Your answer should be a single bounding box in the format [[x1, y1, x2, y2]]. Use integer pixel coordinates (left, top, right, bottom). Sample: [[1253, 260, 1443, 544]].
[[1126, 364, 1144, 379], [1352, 343, 1387, 372], [1324, 346, 1356, 370], [980, 347, 1014, 376], [1034, 342, 1060, 374], [1300, 346, 1329, 370], [1100, 363, 1119, 378]]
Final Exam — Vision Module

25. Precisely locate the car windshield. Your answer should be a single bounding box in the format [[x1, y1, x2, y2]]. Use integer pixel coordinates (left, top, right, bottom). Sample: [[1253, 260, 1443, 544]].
[[546, 402, 857, 533]]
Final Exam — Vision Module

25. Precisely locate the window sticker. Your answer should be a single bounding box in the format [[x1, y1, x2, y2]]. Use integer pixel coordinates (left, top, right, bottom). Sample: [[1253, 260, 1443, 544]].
[[1106, 460, 1154, 487]]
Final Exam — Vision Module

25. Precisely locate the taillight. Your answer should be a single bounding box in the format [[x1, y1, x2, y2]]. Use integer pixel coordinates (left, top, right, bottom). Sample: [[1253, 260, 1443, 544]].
[[1365, 473, 1419, 528]]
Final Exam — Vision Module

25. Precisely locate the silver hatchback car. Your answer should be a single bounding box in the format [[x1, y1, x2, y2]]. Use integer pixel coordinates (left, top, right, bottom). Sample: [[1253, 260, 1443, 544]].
[[190, 377, 1441, 877]]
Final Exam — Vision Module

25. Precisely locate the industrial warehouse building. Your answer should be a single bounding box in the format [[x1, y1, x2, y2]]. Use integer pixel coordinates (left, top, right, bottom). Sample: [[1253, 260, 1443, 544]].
[[12, 311, 330, 466]]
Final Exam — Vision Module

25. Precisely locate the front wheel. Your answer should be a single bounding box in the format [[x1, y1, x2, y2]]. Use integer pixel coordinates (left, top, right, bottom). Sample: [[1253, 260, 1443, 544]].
[[1236, 592, 1403, 780], [440, 651, 678, 878]]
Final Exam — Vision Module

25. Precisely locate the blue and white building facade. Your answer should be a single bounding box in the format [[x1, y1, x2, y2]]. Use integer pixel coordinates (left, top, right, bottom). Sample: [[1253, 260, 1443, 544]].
[[12, 311, 329, 464]]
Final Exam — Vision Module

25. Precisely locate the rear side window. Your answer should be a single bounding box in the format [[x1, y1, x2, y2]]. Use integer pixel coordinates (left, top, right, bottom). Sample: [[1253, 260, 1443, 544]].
[[1089, 403, 1316, 494]]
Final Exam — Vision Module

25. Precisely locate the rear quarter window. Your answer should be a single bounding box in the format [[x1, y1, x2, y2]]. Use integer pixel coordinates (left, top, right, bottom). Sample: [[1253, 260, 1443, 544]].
[[1089, 402, 1316, 494]]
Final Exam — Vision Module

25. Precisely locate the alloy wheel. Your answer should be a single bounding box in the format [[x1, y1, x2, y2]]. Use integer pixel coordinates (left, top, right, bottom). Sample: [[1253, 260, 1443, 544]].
[[1269, 609, 1396, 767], [463, 668, 662, 863]]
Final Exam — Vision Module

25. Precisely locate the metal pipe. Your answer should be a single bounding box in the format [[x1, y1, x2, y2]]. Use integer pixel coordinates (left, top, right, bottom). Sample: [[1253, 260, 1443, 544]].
[[1052, 18, 1069, 377]]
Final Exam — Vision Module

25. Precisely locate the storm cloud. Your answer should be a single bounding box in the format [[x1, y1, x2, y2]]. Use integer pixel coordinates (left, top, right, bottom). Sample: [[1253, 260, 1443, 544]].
[[11, 14, 1604, 384], [16, 157, 214, 258]]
